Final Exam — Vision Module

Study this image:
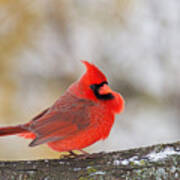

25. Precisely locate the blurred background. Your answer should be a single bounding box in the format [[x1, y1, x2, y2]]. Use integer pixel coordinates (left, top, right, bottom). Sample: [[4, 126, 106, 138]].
[[0, 0, 180, 160]]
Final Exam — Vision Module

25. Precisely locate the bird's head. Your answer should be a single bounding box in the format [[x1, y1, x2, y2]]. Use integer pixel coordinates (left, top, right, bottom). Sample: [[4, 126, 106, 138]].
[[68, 60, 124, 114]]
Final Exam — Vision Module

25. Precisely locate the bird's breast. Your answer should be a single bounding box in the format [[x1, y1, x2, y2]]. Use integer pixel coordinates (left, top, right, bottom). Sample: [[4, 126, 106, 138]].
[[90, 104, 115, 139]]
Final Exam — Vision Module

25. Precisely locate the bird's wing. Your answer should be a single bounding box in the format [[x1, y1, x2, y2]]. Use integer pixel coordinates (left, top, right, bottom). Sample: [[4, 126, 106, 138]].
[[28, 93, 95, 147], [31, 108, 50, 121]]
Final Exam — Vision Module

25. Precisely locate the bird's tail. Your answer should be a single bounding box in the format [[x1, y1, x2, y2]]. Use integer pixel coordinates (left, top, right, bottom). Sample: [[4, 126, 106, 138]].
[[0, 125, 28, 137]]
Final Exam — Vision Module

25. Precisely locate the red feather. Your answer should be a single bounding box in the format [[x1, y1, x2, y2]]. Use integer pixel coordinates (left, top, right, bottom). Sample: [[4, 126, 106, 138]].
[[0, 60, 124, 152]]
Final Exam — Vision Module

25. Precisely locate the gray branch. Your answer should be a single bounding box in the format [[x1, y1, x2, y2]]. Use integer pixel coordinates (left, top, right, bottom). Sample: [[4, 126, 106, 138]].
[[0, 141, 180, 180]]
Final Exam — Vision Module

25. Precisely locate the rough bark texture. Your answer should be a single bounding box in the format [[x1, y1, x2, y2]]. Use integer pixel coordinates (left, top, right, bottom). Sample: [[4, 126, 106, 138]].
[[0, 141, 179, 180]]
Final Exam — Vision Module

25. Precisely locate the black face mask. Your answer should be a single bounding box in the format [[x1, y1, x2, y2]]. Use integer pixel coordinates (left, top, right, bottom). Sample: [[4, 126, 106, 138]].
[[90, 81, 114, 100]]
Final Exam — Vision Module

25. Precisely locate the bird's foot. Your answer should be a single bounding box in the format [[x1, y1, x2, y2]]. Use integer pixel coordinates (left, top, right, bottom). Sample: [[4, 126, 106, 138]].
[[59, 150, 104, 159]]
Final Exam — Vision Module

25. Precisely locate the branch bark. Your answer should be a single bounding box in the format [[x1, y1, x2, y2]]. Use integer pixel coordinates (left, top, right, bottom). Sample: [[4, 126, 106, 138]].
[[0, 141, 180, 180]]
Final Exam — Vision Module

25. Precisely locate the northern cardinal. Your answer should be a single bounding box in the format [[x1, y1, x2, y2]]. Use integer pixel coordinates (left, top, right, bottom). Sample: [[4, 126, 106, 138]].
[[0, 61, 124, 155]]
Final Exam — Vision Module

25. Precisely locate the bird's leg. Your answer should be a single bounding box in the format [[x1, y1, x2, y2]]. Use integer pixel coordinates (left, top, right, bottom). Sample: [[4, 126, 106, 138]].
[[64, 150, 89, 159], [59, 151, 77, 159], [59, 150, 95, 159], [69, 150, 90, 157], [69, 150, 80, 157]]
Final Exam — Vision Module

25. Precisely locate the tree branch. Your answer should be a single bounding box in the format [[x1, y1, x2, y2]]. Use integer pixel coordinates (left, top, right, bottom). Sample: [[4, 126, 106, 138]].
[[0, 141, 180, 179]]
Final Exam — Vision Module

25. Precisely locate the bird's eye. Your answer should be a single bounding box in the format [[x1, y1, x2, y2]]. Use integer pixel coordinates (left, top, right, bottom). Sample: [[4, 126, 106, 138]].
[[90, 84, 96, 91]]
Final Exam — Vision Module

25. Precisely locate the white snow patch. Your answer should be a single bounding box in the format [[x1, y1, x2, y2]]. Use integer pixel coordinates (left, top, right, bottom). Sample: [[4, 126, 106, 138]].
[[86, 166, 92, 169], [121, 159, 129, 165], [113, 160, 121, 166], [146, 147, 180, 161], [44, 159, 49, 163], [112, 147, 180, 167], [175, 172, 179, 178], [90, 171, 106, 176], [113, 156, 141, 166], [59, 161, 65, 165], [129, 156, 138, 161], [129, 156, 141, 165], [73, 167, 81, 171]]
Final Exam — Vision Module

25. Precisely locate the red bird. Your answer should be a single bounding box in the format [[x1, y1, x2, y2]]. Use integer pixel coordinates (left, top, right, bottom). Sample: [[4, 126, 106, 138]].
[[0, 61, 124, 155]]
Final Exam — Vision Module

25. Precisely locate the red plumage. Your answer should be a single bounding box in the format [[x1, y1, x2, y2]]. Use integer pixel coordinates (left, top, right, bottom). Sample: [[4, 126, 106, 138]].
[[0, 60, 124, 152]]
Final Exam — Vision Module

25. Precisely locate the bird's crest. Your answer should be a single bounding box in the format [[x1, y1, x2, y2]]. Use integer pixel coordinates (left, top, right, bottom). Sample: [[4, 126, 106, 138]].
[[81, 60, 107, 85]]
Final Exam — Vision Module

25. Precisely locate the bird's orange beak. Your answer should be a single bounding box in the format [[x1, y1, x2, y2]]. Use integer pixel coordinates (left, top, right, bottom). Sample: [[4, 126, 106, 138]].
[[99, 84, 112, 95]]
